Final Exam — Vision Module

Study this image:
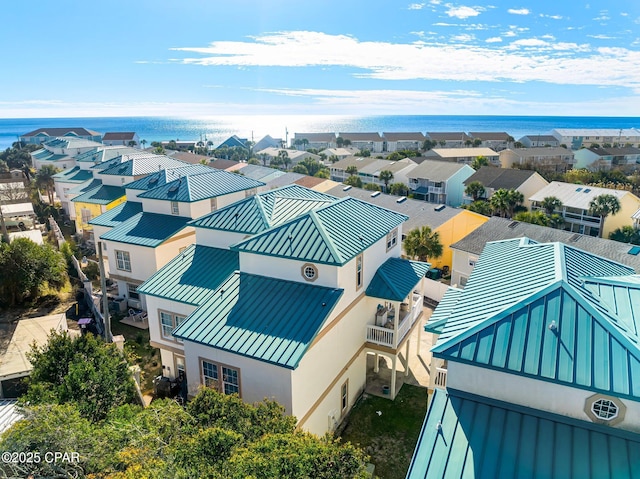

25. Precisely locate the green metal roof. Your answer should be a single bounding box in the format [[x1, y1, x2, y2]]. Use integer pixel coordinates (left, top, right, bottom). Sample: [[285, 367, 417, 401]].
[[52, 166, 93, 183], [88, 201, 143, 227], [100, 212, 191, 247], [123, 165, 213, 191], [424, 286, 463, 334], [70, 184, 125, 205], [189, 184, 336, 234], [138, 170, 264, 202], [232, 197, 408, 265], [68, 178, 102, 194], [582, 275, 640, 337], [406, 388, 640, 479], [366, 257, 430, 301], [137, 244, 239, 305], [99, 155, 188, 176], [173, 272, 343, 369]]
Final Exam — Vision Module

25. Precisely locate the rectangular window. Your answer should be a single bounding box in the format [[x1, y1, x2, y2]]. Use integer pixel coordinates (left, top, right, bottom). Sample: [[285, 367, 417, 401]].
[[222, 366, 240, 395], [175, 356, 185, 375], [202, 361, 219, 389], [175, 316, 185, 343], [115, 250, 131, 272], [201, 360, 240, 395], [356, 254, 363, 290], [386, 228, 398, 250], [81, 208, 92, 224], [160, 312, 174, 339], [127, 283, 139, 300], [341, 380, 349, 414], [171, 201, 179, 215]]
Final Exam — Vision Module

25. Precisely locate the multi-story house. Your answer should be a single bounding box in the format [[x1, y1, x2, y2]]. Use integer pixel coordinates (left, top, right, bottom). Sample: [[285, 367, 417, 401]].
[[424, 147, 500, 166], [517, 134, 561, 148], [529, 181, 640, 238], [463, 166, 549, 209], [102, 132, 140, 147], [255, 147, 321, 167], [19, 127, 102, 146], [330, 157, 417, 190], [499, 146, 575, 172], [468, 131, 512, 151], [292, 133, 336, 150], [52, 167, 95, 216], [407, 160, 475, 206], [425, 132, 472, 148], [574, 146, 640, 171], [409, 237, 640, 478], [337, 132, 385, 153], [31, 137, 104, 171], [383, 132, 426, 152], [551, 128, 640, 150], [139, 186, 431, 435]]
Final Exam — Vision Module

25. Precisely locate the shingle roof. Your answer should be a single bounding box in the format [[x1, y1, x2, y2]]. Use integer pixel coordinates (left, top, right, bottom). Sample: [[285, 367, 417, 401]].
[[519, 135, 558, 142], [504, 147, 572, 157], [189, 185, 335, 234], [406, 159, 473, 181], [450, 216, 640, 272], [137, 244, 239, 305], [407, 388, 640, 479], [173, 272, 343, 369], [22, 127, 100, 138], [209, 159, 240, 170], [100, 212, 191, 247], [293, 133, 336, 142], [529, 182, 637, 210], [464, 166, 539, 189], [88, 201, 143, 227], [52, 166, 93, 183], [123, 165, 213, 191], [366, 257, 430, 301], [429, 147, 498, 158], [382, 132, 426, 141], [337, 132, 383, 141], [426, 132, 471, 141], [99, 155, 188, 176], [137, 170, 264, 202], [102, 132, 136, 141], [70, 184, 125, 205], [232, 197, 408, 265], [468, 131, 510, 140]]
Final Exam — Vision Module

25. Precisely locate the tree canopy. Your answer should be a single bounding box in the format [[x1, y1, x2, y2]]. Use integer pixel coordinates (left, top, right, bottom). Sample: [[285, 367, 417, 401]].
[[589, 194, 622, 237], [35, 164, 59, 205], [489, 188, 524, 218], [344, 175, 363, 188], [464, 181, 486, 201], [403, 226, 443, 262]]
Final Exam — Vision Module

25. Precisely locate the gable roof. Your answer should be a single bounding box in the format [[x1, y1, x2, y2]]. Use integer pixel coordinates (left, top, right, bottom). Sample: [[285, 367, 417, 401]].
[[74, 146, 139, 163], [426, 132, 471, 141], [100, 212, 191, 247], [406, 159, 472, 181], [468, 131, 510, 140], [88, 201, 143, 227], [231, 197, 407, 265], [173, 272, 343, 369], [102, 132, 136, 141], [293, 132, 336, 142], [382, 132, 426, 141], [366, 257, 430, 301], [424, 286, 463, 334], [99, 155, 188, 177], [450, 216, 640, 272], [337, 132, 383, 141], [21, 127, 100, 138], [137, 170, 264, 202], [137, 244, 239, 306], [68, 178, 102, 195], [43, 137, 103, 149], [464, 166, 541, 190], [519, 134, 559, 142], [429, 147, 498, 158], [407, 388, 640, 479], [529, 181, 637, 210], [52, 166, 93, 183], [123, 164, 213, 191], [70, 184, 125, 205], [189, 185, 335, 234], [217, 135, 248, 149]]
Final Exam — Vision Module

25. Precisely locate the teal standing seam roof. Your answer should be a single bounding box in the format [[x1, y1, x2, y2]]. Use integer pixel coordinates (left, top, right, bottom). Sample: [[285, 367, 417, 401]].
[[138, 170, 265, 202], [68, 178, 102, 195], [173, 272, 343, 369], [232, 197, 408, 265], [582, 275, 640, 337], [123, 164, 213, 191], [137, 244, 239, 305], [70, 184, 125, 205], [52, 166, 93, 183], [99, 156, 188, 176], [366, 257, 430, 302], [424, 286, 463, 334], [100, 212, 191, 247], [189, 184, 336, 234], [88, 201, 143, 227], [406, 388, 640, 479]]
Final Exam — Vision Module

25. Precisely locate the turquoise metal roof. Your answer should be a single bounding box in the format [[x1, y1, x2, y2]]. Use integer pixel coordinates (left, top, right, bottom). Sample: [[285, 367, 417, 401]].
[[366, 257, 430, 301], [189, 184, 336, 234], [88, 201, 143, 227], [52, 166, 93, 183], [232, 197, 408, 266], [406, 388, 640, 479], [138, 170, 264, 202], [100, 212, 191, 247], [173, 272, 343, 369], [70, 184, 125, 205], [99, 155, 188, 176], [68, 178, 102, 194], [583, 275, 640, 337], [137, 244, 239, 305], [424, 286, 463, 334], [123, 165, 213, 191]]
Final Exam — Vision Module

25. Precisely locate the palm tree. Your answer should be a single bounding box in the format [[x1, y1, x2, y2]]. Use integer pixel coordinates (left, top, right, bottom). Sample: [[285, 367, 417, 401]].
[[490, 188, 523, 218], [589, 194, 621, 238], [344, 175, 363, 188], [465, 181, 486, 201], [471, 156, 489, 170], [345, 165, 359, 176], [378, 170, 394, 192], [301, 138, 309, 150], [336, 137, 345, 148], [514, 210, 550, 226], [403, 226, 444, 262], [277, 150, 290, 170], [540, 196, 563, 215], [35, 165, 59, 205], [140, 139, 147, 149]]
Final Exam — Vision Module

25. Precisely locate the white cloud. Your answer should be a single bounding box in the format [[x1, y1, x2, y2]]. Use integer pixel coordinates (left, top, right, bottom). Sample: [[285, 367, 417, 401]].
[[620, 12, 628, 16], [588, 34, 614, 39], [171, 31, 640, 92], [508, 8, 530, 15], [485, 37, 502, 43], [451, 34, 475, 42], [540, 14, 563, 20], [445, 5, 483, 19], [408, 3, 425, 9]]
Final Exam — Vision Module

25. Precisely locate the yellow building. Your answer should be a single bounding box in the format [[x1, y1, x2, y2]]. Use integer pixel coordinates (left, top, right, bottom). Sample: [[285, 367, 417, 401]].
[[71, 184, 126, 238], [430, 209, 489, 270]]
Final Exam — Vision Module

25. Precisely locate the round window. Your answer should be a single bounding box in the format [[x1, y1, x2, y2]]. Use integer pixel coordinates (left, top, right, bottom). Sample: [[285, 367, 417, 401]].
[[591, 398, 619, 420], [304, 266, 316, 279]]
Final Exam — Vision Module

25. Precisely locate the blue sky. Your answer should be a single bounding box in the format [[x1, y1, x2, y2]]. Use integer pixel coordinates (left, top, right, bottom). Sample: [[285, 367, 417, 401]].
[[1, 0, 639, 117]]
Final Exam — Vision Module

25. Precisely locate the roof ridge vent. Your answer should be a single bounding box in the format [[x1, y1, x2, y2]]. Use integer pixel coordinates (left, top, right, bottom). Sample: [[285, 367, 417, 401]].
[[568, 233, 582, 242], [508, 220, 519, 228]]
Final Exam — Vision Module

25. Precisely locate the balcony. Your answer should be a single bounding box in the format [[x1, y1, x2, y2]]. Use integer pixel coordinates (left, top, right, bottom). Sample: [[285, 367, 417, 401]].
[[366, 293, 423, 349]]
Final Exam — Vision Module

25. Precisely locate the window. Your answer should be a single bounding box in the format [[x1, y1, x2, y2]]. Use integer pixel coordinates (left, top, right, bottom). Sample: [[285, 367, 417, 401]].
[[175, 356, 185, 375], [160, 312, 174, 339], [127, 283, 139, 300], [81, 208, 92, 225], [222, 366, 240, 395], [175, 316, 185, 343], [468, 255, 478, 267], [202, 360, 240, 395], [210, 197, 217, 211], [341, 380, 349, 414], [115, 250, 131, 272], [591, 399, 619, 420], [301, 263, 318, 282], [386, 228, 398, 250], [356, 254, 363, 289], [202, 361, 218, 388], [171, 201, 179, 215]]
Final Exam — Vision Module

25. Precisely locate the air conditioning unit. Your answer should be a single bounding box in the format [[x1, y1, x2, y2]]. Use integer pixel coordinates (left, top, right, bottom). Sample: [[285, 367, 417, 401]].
[[127, 298, 142, 309]]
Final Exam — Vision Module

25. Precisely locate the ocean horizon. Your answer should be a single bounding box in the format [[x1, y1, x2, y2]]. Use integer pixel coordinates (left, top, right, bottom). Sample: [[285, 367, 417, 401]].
[[1, 115, 639, 151]]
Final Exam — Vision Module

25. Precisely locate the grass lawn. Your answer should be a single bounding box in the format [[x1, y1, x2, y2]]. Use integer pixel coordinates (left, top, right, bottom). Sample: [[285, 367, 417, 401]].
[[110, 318, 162, 394], [339, 385, 428, 479]]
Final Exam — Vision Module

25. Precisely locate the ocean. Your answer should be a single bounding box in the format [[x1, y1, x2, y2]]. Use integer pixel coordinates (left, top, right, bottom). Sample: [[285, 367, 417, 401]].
[[1, 115, 639, 151]]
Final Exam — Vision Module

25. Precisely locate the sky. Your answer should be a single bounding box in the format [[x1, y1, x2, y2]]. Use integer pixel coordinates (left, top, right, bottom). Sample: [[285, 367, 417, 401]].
[[1, 0, 640, 118]]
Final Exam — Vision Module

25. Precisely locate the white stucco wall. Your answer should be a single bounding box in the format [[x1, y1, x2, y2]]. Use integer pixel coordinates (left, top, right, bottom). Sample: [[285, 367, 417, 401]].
[[99, 174, 133, 187], [146, 296, 196, 351], [239, 253, 340, 287], [447, 362, 640, 433], [107, 242, 158, 283], [194, 228, 247, 249], [140, 198, 177, 216], [450, 248, 476, 288], [126, 189, 145, 201]]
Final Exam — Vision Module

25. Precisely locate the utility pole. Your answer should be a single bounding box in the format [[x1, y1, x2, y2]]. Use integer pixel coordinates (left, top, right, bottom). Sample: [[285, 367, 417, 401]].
[[98, 241, 112, 342]]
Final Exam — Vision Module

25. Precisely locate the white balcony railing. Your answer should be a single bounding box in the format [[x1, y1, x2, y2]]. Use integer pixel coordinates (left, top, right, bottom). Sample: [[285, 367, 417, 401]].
[[366, 294, 423, 348]]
